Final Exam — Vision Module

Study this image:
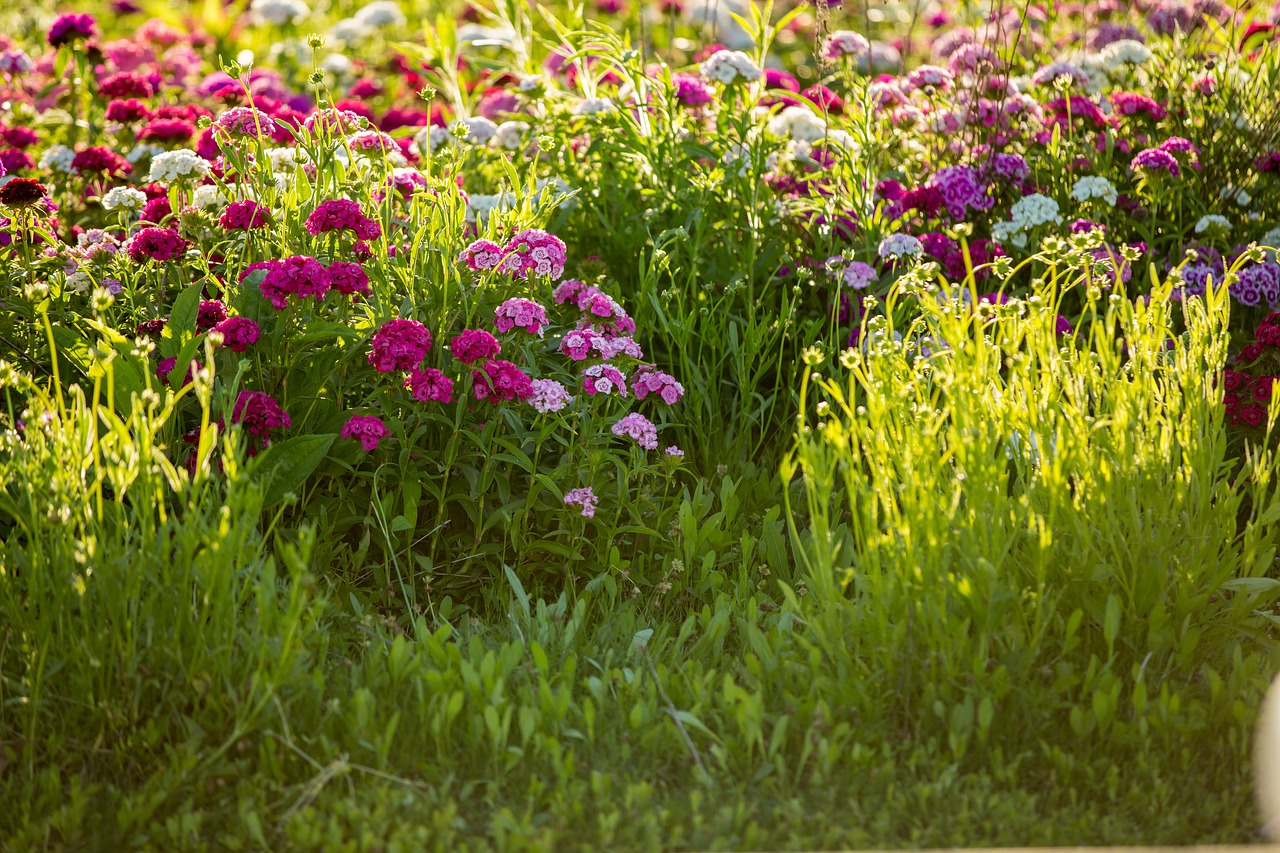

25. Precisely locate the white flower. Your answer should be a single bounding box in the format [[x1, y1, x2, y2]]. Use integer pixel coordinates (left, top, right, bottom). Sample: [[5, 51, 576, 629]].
[[125, 144, 165, 164], [1100, 39, 1152, 69], [518, 74, 544, 93], [1010, 193, 1063, 229], [66, 271, 93, 294], [494, 120, 530, 150], [267, 146, 307, 173], [766, 106, 827, 143], [991, 221, 1021, 244], [1031, 60, 1089, 88], [700, 49, 762, 85], [878, 232, 923, 260], [460, 116, 498, 145], [1069, 176, 1118, 207], [320, 54, 352, 76], [148, 150, 211, 185], [1195, 214, 1231, 234], [250, 0, 310, 25], [354, 0, 405, 28], [1219, 185, 1252, 208], [39, 145, 75, 173], [414, 125, 453, 155], [465, 192, 515, 223], [574, 97, 617, 116], [329, 18, 370, 42], [191, 184, 226, 210], [101, 186, 147, 212]]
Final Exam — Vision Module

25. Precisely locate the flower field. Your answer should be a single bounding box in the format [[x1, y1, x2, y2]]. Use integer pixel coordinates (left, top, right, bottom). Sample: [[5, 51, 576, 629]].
[[4, 0, 1280, 848]]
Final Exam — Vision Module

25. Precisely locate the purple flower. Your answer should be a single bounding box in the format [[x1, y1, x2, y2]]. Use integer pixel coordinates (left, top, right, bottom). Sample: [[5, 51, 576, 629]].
[[1131, 148, 1180, 177], [48, 13, 97, 47], [563, 486, 598, 518], [612, 412, 658, 450], [342, 414, 389, 451]]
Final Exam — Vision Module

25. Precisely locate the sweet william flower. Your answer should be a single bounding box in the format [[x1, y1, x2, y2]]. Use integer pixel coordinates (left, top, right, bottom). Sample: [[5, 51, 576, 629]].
[[341, 414, 389, 451], [368, 318, 433, 372]]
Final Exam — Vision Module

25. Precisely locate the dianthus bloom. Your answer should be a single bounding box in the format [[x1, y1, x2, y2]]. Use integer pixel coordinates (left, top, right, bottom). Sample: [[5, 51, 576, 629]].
[[305, 199, 382, 241], [665, 445, 685, 458], [126, 226, 186, 262], [494, 298, 549, 336], [611, 411, 659, 450], [528, 378, 574, 413], [672, 73, 714, 108], [341, 414, 389, 450], [219, 199, 270, 230], [822, 30, 870, 60], [878, 232, 924, 260], [197, 300, 227, 332], [630, 365, 684, 405], [212, 316, 261, 352], [405, 367, 455, 403], [231, 390, 291, 452], [700, 49, 761, 85], [48, 13, 97, 47], [563, 486, 598, 518], [259, 256, 332, 309], [472, 359, 533, 403], [450, 329, 501, 364], [581, 363, 628, 397], [0, 177, 47, 209], [71, 146, 132, 177], [559, 328, 603, 361], [499, 229, 568, 279], [1131, 147, 1180, 177], [214, 106, 279, 138], [328, 260, 370, 296], [368, 318, 433, 372], [1110, 91, 1167, 121], [458, 239, 505, 272], [830, 259, 878, 290]]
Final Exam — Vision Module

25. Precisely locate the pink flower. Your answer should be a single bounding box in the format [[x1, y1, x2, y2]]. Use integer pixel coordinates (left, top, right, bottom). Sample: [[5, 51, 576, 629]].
[[126, 227, 186, 262], [553, 279, 592, 304], [405, 367, 454, 403], [231, 390, 290, 453], [494, 298, 549, 336], [259, 256, 332, 309], [368, 318, 433, 372], [305, 199, 382, 241], [581, 363, 628, 397], [459, 239, 505, 271], [560, 328, 603, 360], [342, 414, 389, 450], [214, 106, 279, 138], [529, 378, 573, 413], [219, 200, 270, 230], [611, 412, 658, 450], [450, 329, 501, 364], [328, 260, 370, 296], [630, 365, 684, 405], [1131, 147, 1180, 177], [563, 486, 598, 518], [212, 316, 261, 352], [472, 359, 533, 403], [665, 445, 684, 458], [501, 229, 568, 279]]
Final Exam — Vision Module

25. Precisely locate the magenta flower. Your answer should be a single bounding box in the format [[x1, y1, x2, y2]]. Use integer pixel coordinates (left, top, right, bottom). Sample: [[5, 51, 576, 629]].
[[219, 200, 270, 230], [231, 390, 290, 454], [259, 256, 332, 309], [581, 363, 628, 397], [1131, 147, 1180, 177], [630, 365, 684, 405], [48, 13, 97, 47], [494, 298, 549, 336], [459, 239, 505, 272], [450, 329, 501, 364], [197, 300, 228, 332], [368, 318, 433, 372], [328, 261, 370, 296], [499, 229, 567, 279], [304, 199, 382, 241], [212, 316, 261, 352], [341, 414, 389, 450], [126, 227, 186, 262], [673, 73, 714, 107], [472, 359, 533, 403], [560, 328, 603, 361], [405, 367, 455, 403]]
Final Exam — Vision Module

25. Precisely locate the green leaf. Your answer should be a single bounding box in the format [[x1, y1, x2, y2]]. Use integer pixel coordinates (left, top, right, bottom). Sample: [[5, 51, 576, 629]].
[[250, 434, 336, 508], [161, 282, 205, 359]]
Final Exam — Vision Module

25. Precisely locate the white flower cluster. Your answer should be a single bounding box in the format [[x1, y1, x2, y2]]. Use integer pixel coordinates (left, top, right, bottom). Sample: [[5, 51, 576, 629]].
[[493, 120, 530, 151], [574, 97, 617, 116], [1100, 39, 1151, 70], [39, 144, 75, 173], [1194, 214, 1231, 234], [101, 186, 147, 212], [992, 193, 1062, 249], [148, 149, 211, 185], [878, 232, 923, 260], [355, 0, 404, 27], [767, 106, 827, 143], [413, 125, 454, 155], [459, 116, 498, 145], [250, 0, 310, 26], [700, 50, 761, 85], [1069, 176, 1118, 207], [192, 184, 227, 211], [465, 192, 516, 224], [1219, 185, 1252, 207], [320, 54, 352, 76]]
